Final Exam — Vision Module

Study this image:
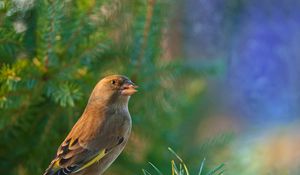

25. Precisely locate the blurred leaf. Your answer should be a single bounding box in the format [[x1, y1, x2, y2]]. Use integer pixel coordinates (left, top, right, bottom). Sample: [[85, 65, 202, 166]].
[[52, 82, 82, 107]]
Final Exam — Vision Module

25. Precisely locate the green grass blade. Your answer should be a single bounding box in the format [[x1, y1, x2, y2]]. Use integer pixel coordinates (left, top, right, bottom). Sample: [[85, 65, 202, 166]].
[[149, 162, 164, 175], [198, 158, 206, 175], [171, 160, 180, 175], [142, 169, 152, 175], [168, 147, 183, 162], [168, 147, 190, 175], [217, 170, 225, 175], [206, 163, 225, 175], [182, 162, 190, 175]]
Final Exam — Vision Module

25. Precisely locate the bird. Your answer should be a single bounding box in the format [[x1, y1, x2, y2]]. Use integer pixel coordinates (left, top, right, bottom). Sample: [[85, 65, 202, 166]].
[[43, 75, 138, 175]]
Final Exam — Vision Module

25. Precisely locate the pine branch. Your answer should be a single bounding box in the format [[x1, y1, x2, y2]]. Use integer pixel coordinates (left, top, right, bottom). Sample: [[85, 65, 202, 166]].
[[61, 1, 97, 54], [134, 0, 156, 75]]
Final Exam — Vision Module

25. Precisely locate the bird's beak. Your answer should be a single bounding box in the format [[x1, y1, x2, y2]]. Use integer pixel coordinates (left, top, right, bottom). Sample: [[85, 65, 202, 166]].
[[121, 81, 138, 96]]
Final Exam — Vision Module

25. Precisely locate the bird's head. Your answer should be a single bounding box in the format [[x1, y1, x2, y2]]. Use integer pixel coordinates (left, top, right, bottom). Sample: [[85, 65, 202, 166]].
[[89, 75, 138, 106]]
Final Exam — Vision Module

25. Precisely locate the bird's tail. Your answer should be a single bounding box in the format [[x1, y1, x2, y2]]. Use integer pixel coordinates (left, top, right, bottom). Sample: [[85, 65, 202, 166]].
[[43, 159, 60, 175], [43, 164, 56, 175], [43, 167, 54, 175], [43, 160, 77, 175]]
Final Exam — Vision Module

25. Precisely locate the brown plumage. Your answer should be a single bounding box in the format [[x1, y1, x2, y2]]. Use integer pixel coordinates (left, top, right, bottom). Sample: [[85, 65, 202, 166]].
[[44, 75, 137, 175]]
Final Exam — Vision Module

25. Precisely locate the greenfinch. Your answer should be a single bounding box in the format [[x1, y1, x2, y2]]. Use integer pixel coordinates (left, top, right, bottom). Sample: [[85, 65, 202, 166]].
[[44, 75, 137, 175]]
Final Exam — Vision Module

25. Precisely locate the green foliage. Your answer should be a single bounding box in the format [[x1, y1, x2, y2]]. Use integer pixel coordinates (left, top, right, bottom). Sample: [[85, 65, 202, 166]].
[[51, 82, 82, 107], [142, 148, 225, 175], [0, 0, 224, 175]]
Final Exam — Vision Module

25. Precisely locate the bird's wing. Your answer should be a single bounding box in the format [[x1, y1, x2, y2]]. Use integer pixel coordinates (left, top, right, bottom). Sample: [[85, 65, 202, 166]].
[[43, 134, 124, 175]]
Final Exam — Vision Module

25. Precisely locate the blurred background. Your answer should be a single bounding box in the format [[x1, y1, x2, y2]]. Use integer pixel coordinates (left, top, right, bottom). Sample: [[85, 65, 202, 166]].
[[1, 0, 300, 174]]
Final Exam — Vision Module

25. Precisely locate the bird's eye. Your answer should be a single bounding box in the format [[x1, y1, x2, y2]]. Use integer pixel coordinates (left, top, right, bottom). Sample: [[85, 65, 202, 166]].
[[111, 80, 116, 85]]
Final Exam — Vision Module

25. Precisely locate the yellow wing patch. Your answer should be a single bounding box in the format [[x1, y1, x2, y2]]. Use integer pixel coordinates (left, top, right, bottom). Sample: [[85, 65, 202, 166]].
[[73, 149, 106, 173], [48, 159, 61, 173]]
